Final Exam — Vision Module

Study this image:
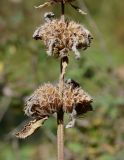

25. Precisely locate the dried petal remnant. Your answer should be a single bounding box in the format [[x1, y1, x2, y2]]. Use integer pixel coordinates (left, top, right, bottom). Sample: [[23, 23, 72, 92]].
[[33, 17, 93, 59]]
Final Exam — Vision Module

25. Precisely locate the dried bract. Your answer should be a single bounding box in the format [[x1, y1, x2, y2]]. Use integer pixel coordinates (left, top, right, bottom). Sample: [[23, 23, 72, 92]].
[[15, 118, 48, 139], [33, 16, 93, 59]]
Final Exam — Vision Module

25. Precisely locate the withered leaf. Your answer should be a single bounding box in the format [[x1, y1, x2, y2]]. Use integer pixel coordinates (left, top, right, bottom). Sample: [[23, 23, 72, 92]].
[[15, 117, 48, 139]]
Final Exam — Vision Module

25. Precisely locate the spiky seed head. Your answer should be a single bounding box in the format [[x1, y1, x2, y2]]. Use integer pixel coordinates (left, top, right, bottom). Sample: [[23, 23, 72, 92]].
[[24, 82, 93, 119], [16, 81, 93, 138], [33, 18, 93, 59]]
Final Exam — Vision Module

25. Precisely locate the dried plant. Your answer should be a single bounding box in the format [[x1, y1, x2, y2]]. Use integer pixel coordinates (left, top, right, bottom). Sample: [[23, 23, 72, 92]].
[[15, 80, 93, 138], [15, 1, 93, 160], [33, 13, 93, 59], [35, 0, 87, 15]]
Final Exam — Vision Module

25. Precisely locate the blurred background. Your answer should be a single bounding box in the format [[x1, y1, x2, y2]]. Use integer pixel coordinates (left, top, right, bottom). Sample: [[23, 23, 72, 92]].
[[0, 0, 124, 160]]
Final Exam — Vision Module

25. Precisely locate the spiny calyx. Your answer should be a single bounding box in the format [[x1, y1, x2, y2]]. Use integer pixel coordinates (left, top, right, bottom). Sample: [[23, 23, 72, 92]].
[[33, 13, 93, 59]]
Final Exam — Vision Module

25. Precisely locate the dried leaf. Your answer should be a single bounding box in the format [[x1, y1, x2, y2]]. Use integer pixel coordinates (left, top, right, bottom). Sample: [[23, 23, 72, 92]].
[[15, 117, 48, 139]]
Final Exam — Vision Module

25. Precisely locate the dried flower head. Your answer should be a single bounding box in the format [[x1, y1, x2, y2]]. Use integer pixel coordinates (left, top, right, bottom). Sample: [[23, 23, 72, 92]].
[[33, 14, 93, 59], [24, 81, 92, 119], [16, 80, 93, 138]]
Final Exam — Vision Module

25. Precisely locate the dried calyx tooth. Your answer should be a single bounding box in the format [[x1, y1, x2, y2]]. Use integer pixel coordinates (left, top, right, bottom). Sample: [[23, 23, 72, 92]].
[[33, 13, 93, 59]]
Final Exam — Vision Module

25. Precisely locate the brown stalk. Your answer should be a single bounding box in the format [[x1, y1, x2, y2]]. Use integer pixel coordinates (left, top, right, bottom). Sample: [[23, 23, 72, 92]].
[[57, 56, 68, 160], [57, 1, 66, 159], [61, 0, 65, 21]]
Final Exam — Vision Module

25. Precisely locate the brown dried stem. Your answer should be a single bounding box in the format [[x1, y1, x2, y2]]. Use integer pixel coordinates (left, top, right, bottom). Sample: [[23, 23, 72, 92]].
[[57, 107, 64, 160], [57, 4, 67, 160], [61, 0, 65, 21], [57, 56, 68, 160], [57, 3, 66, 159]]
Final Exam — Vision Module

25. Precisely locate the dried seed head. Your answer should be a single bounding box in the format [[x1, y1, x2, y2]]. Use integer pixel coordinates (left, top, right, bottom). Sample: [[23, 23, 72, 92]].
[[16, 80, 93, 138], [33, 16, 93, 59], [24, 81, 93, 119], [16, 81, 93, 138]]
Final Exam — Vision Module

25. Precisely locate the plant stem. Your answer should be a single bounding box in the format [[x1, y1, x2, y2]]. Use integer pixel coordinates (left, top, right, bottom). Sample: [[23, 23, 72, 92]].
[[57, 1, 67, 159], [61, 0, 65, 21], [57, 57, 68, 160], [57, 108, 64, 160], [61, 0, 65, 15]]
